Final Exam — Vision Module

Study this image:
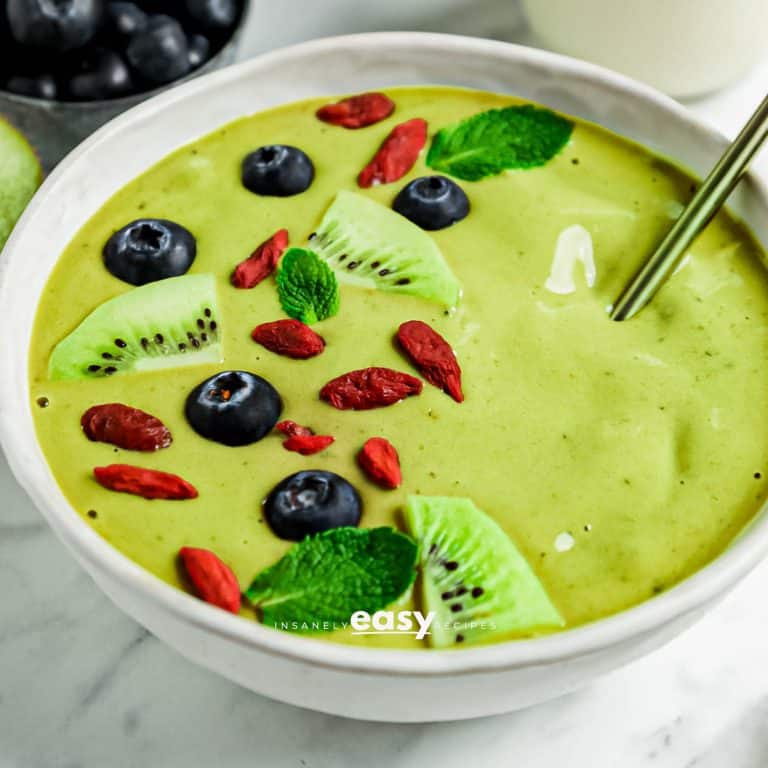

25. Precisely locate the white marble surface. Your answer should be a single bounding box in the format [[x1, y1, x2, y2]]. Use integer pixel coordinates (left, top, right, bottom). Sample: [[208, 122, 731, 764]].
[[2, 4, 768, 766]]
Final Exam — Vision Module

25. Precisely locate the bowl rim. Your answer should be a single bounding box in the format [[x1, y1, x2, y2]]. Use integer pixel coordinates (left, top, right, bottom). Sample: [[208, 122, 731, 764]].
[[3, 30, 768, 678]]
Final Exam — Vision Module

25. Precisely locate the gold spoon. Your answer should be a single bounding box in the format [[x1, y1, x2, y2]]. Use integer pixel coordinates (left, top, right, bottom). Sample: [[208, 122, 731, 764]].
[[610, 93, 768, 322]]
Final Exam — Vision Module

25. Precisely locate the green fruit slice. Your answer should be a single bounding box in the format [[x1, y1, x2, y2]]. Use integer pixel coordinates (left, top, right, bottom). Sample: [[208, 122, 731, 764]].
[[49, 273, 223, 380], [311, 190, 461, 307], [404, 495, 563, 648], [0, 118, 42, 251]]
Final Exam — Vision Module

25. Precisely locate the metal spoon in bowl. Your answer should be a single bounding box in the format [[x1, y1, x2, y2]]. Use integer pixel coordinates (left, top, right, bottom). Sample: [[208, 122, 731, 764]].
[[610, 93, 768, 322]]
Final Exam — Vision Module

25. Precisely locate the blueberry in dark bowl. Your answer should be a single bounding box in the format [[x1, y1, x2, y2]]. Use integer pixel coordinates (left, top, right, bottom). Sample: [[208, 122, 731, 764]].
[[7, 0, 103, 52], [241, 145, 315, 197], [126, 14, 191, 85], [187, 33, 211, 69], [106, 1, 147, 37], [264, 471, 362, 541], [103, 218, 196, 285], [185, 0, 238, 30], [393, 175, 470, 231], [5, 73, 58, 100], [185, 371, 282, 447], [69, 49, 132, 100]]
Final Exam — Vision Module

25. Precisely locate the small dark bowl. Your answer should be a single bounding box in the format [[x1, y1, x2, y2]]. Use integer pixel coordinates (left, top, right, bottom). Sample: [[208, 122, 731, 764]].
[[0, 0, 251, 172]]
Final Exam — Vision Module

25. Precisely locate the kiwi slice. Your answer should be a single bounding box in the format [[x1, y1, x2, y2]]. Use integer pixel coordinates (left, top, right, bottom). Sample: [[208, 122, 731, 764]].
[[49, 274, 223, 380], [404, 496, 563, 647], [0, 118, 42, 251], [311, 191, 461, 307]]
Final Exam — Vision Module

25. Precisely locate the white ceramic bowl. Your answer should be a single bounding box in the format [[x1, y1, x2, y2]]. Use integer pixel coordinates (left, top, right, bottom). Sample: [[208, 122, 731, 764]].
[[2, 32, 768, 723]]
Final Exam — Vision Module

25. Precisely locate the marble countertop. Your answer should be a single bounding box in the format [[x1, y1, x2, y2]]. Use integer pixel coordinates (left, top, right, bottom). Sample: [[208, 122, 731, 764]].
[[2, 5, 768, 766]]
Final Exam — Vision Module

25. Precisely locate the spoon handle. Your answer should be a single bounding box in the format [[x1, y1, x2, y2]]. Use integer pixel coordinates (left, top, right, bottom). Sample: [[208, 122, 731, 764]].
[[610, 93, 768, 322]]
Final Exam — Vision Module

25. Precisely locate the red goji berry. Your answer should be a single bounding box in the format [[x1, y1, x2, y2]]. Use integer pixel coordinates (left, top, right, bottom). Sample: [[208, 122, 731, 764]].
[[252, 318, 325, 359], [358, 118, 428, 188], [320, 367, 422, 410], [358, 437, 402, 489], [316, 92, 395, 129], [283, 434, 335, 456], [276, 420, 333, 454], [179, 547, 241, 613], [94, 465, 198, 500], [81, 403, 172, 451], [231, 229, 289, 289], [276, 420, 314, 438], [397, 320, 464, 403]]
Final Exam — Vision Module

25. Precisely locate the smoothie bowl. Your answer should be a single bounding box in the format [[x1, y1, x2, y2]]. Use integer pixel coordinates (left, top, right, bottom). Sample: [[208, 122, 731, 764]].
[[2, 33, 768, 722]]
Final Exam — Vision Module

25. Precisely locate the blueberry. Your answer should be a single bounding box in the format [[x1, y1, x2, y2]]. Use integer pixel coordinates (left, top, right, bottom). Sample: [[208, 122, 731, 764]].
[[185, 371, 282, 447], [126, 14, 191, 85], [241, 145, 315, 197], [264, 471, 362, 541], [6, 73, 57, 99], [103, 219, 196, 285], [69, 49, 132, 100], [393, 175, 470, 230], [185, 0, 237, 29], [107, 1, 146, 36], [187, 33, 210, 68], [7, 0, 103, 51]]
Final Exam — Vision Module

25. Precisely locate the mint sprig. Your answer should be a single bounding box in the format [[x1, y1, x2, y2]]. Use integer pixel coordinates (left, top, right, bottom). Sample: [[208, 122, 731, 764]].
[[426, 105, 573, 181], [245, 527, 418, 632], [277, 247, 340, 324]]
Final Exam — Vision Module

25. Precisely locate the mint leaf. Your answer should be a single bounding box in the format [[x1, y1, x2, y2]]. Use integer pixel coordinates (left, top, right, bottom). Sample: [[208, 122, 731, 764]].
[[427, 105, 573, 181], [245, 527, 418, 632], [277, 247, 340, 324]]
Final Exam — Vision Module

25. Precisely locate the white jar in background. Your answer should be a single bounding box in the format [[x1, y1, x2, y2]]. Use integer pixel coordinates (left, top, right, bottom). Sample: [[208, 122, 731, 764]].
[[520, 0, 768, 97]]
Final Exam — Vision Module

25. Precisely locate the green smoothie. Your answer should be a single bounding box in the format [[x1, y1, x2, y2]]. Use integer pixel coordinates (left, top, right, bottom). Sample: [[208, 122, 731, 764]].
[[28, 87, 768, 649]]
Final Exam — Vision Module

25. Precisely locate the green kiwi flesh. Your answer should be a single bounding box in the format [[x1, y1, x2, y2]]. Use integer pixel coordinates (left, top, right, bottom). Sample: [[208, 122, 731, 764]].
[[404, 495, 563, 647], [310, 191, 462, 307], [0, 118, 42, 251], [48, 274, 223, 380]]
